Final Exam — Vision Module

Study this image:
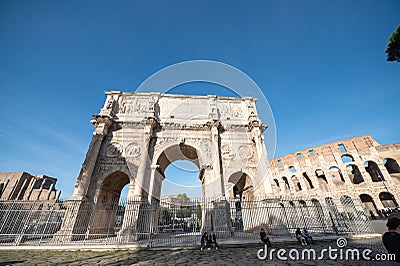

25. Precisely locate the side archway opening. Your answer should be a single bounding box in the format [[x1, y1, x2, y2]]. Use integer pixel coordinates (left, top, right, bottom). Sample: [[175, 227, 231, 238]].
[[364, 161, 385, 182], [90, 171, 132, 237]]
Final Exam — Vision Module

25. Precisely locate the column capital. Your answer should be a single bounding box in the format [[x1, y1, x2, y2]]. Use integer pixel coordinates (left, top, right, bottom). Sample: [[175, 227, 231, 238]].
[[91, 114, 113, 135], [207, 120, 220, 129]]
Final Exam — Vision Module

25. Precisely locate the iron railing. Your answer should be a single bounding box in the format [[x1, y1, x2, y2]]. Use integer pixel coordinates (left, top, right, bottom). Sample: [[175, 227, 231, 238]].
[[0, 196, 375, 247]]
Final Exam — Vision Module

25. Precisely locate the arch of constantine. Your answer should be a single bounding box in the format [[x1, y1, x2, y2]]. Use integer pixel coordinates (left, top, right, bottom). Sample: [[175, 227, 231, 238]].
[[56, 91, 273, 240]]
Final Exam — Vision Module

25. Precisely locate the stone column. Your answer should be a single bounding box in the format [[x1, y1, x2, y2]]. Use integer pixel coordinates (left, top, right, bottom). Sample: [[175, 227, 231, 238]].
[[7, 179, 19, 200], [147, 165, 162, 235], [0, 179, 9, 198], [147, 165, 158, 202], [297, 177, 308, 193], [54, 111, 113, 242], [46, 183, 54, 200], [117, 198, 143, 242], [211, 199, 233, 237], [25, 178, 36, 200], [377, 162, 395, 183], [55, 190, 61, 200], [210, 123, 225, 198], [52, 199, 90, 242], [133, 120, 155, 198], [371, 193, 385, 210], [357, 164, 373, 186], [120, 119, 156, 241], [72, 114, 113, 200], [15, 179, 28, 200], [324, 169, 337, 192], [35, 179, 45, 200], [251, 123, 273, 195], [200, 122, 232, 237], [339, 166, 352, 183]]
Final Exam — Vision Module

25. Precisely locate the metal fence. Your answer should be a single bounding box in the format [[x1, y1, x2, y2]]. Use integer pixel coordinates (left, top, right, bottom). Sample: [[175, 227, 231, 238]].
[[0, 196, 375, 247]]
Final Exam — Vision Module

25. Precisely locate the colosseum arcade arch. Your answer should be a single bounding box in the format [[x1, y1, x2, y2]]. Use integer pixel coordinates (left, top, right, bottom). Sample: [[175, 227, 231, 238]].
[[56, 92, 272, 241], [315, 169, 328, 192], [364, 161, 385, 182], [346, 164, 364, 184], [384, 158, 400, 183], [359, 194, 378, 213], [379, 192, 398, 208], [328, 166, 345, 185]]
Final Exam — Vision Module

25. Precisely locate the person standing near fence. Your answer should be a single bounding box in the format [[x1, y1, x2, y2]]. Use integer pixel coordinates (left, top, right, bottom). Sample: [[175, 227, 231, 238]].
[[200, 232, 208, 250], [382, 212, 400, 263], [207, 231, 219, 250]]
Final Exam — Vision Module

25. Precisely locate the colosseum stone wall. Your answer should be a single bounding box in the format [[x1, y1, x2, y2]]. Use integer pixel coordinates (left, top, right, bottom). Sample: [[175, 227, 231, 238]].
[[269, 135, 400, 215]]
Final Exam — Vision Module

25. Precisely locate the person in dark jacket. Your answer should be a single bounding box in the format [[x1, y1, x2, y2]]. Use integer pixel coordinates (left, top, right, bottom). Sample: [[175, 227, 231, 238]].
[[295, 227, 307, 245], [260, 228, 271, 247], [302, 228, 314, 245], [382, 212, 400, 263], [200, 232, 208, 250], [207, 231, 219, 250]]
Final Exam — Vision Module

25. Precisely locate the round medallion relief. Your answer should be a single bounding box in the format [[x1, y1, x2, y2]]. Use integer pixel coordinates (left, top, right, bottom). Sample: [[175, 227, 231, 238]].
[[125, 142, 142, 157], [106, 142, 122, 157], [221, 144, 235, 159], [238, 145, 253, 159]]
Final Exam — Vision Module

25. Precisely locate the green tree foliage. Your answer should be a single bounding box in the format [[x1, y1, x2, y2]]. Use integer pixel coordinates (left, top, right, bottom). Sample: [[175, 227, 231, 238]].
[[385, 25, 400, 62], [177, 193, 190, 204], [159, 207, 172, 224], [195, 204, 202, 220], [176, 206, 192, 218]]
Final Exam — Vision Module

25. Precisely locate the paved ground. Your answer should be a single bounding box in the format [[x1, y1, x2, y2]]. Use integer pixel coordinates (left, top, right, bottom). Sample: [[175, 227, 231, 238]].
[[0, 238, 397, 265]]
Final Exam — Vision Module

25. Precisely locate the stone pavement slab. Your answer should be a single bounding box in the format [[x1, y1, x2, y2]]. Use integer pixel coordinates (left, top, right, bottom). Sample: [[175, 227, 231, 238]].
[[0, 238, 397, 266]]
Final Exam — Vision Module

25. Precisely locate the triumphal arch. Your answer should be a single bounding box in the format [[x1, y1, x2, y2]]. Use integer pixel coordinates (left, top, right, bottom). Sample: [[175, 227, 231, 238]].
[[57, 91, 272, 241]]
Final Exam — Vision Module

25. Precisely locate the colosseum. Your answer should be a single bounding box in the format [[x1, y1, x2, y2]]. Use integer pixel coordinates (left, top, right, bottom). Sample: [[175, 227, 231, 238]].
[[269, 135, 400, 215]]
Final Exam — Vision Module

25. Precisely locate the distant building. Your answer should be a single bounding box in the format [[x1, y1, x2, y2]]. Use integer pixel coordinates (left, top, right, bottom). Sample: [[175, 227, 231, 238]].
[[0, 172, 60, 200], [269, 135, 400, 214], [160, 195, 183, 208]]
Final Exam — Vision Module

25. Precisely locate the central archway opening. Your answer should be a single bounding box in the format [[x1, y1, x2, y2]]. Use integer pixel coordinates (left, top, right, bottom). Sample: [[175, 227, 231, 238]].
[[154, 143, 203, 236], [161, 160, 202, 198], [155, 143, 202, 199]]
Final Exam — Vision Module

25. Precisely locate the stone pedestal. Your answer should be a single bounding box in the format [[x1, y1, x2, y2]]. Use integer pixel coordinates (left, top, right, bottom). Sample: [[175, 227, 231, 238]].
[[53, 199, 92, 242], [202, 199, 233, 238], [118, 200, 155, 241]]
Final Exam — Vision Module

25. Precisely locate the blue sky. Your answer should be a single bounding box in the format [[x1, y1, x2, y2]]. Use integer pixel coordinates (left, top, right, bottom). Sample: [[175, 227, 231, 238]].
[[0, 0, 399, 199]]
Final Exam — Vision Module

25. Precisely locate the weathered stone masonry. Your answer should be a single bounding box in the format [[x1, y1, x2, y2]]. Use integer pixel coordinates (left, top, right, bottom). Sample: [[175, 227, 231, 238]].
[[269, 135, 400, 214], [56, 91, 272, 240]]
